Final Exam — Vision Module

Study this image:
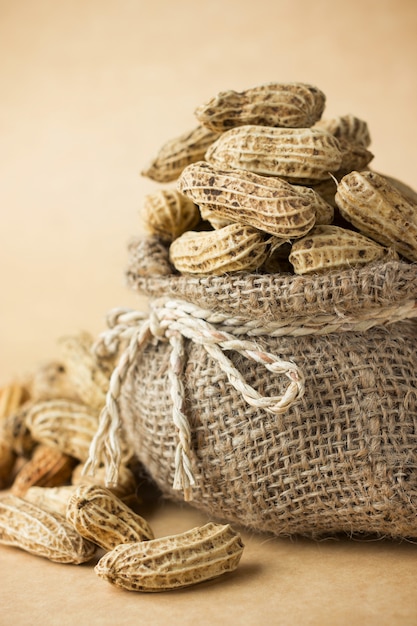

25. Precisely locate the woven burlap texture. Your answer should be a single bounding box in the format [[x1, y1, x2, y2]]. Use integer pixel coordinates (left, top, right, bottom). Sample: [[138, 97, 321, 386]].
[[117, 238, 417, 538]]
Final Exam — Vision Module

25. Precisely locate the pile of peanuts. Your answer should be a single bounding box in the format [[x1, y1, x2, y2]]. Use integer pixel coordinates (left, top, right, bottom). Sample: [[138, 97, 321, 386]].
[[0, 332, 243, 590], [1, 82, 416, 593], [140, 82, 417, 275]]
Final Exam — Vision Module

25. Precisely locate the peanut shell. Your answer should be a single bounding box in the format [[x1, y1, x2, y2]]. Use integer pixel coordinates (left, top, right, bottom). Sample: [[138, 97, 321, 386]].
[[169, 223, 269, 275], [205, 126, 343, 183], [177, 161, 316, 238], [289, 224, 390, 274], [195, 82, 326, 131], [95, 522, 244, 592], [141, 125, 221, 183], [335, 170, 417, 262], [0, 493, 96, 564]]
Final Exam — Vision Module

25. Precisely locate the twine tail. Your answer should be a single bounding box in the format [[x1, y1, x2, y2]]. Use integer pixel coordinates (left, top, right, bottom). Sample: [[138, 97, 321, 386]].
[[168, 332, 195, 501], [83, 319, 152, 486]]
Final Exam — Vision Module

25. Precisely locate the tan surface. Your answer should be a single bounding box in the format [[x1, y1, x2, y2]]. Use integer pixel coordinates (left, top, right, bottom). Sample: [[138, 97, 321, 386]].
[[1, 0, 417, 624]]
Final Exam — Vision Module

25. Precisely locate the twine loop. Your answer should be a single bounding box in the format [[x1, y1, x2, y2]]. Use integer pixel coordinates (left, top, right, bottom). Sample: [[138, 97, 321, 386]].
[[83, 299, 305, 501]]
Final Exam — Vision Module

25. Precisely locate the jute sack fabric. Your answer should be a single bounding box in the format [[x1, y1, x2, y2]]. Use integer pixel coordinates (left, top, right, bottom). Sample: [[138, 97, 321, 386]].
[[92, 237, 417, 538]]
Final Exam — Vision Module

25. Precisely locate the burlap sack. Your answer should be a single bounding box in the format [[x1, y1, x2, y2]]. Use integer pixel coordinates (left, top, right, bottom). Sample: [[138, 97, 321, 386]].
[[100, 237, 417, 538]]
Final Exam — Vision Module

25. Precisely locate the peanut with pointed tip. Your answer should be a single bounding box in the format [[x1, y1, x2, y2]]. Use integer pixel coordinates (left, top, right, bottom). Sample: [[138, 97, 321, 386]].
[[0, 493, 96, 564], [177, 161, 316, 238], [195, 82, 326, 131], [169, 223, 269, 275], [335, 170, 417, 262], [94, 522, 244, 592], [66, 484, 154, 550], [205, 126, 343, 183]]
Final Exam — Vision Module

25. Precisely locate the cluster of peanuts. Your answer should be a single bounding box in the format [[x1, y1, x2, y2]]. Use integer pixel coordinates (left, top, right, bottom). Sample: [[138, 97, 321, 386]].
[[140, 82, 417, 275], [0, 333, 244, 591]]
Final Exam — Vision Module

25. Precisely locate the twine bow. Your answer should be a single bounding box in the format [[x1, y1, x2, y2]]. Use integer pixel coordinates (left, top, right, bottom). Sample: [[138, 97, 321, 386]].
[[83, 299, 305, 501]]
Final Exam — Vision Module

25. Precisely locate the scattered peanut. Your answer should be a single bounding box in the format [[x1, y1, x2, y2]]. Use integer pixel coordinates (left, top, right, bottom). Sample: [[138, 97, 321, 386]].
[[57, 331, 113, 411], [66, 484, 154, 550], [11, 443, 77, 497], [29, 361, 82, 402], [24, 485, 78, 517], [0, 493, 96, 564], [25, 399, 100, 462], [94, 522, 244, 592]]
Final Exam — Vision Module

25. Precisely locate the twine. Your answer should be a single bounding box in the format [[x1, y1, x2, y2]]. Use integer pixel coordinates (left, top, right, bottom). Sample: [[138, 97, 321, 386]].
[[83, 299, 306, 501]]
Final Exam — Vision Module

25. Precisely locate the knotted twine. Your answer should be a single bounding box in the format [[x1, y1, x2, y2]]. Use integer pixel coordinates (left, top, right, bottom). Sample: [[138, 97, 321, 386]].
[[83, 298, 306, 501]]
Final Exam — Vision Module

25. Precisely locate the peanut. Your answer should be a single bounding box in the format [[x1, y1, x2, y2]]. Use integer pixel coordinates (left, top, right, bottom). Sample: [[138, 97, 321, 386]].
[[177, 161, 316, 238], [11, 443, 77, 497], [24, 485, 78, 517], [289, 224, 391, 274], [169, 223, 269, 275], [142, 189, 201, 242], [25, 399, 100, 462], [66, 484, 154, 550], [29, 361, 82, 402], [205, 126, 343, 183], [0, 493, 96, 564], [379, 173, 417, 205], [0, 381, 29, 487], [0, 440, 16, 490], [141, 125, 221, 183], [57, 331, 113, 411], [94, 522, 244, 592], [1, 403, 36, 458], [308, 177, 338, 208], [0, 381, 30, 419], [335, 170, 417, 262], [195, 82, 326, 131], [314, 114, 371, 148]]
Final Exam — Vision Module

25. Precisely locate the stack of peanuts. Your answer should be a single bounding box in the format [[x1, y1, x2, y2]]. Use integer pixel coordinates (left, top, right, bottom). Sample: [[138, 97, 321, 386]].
[[140, 82, 417, 275], [0, 333, 244, 590]]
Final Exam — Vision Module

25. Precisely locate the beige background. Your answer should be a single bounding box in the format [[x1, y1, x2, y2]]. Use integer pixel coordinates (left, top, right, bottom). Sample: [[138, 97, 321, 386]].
[[1, 1, 417, 624]]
